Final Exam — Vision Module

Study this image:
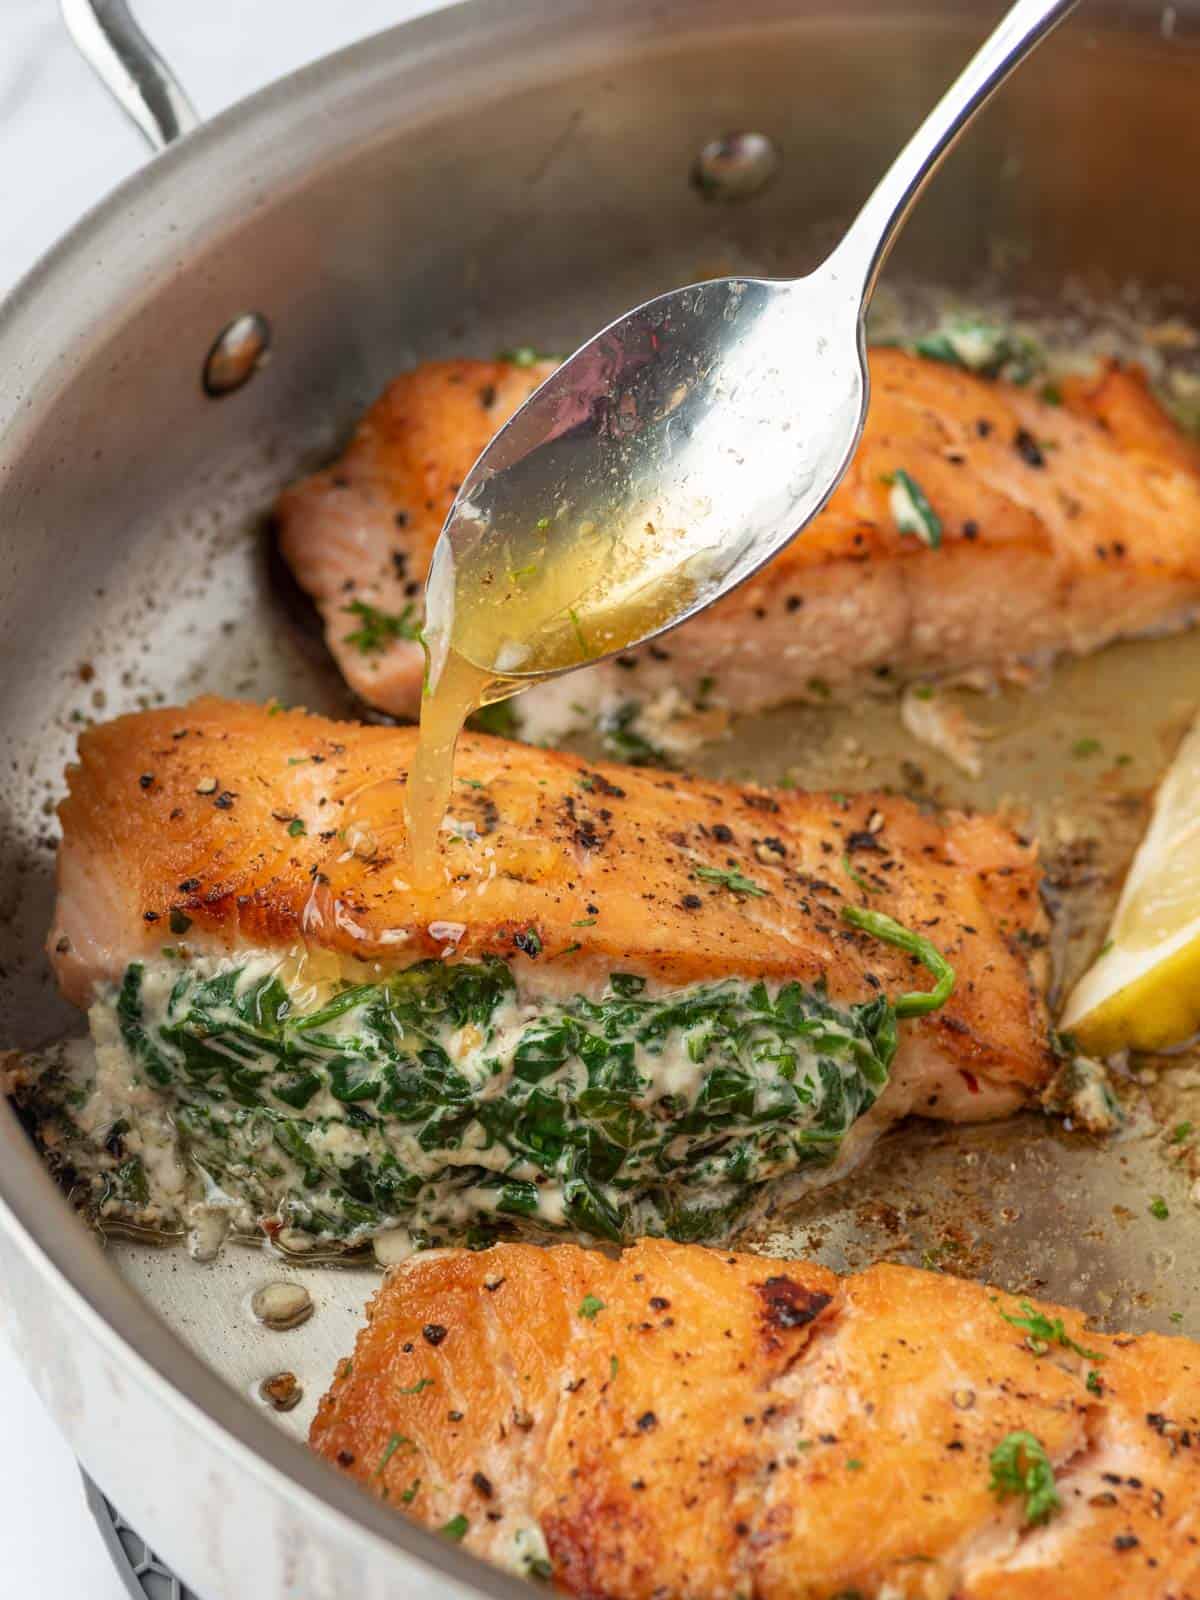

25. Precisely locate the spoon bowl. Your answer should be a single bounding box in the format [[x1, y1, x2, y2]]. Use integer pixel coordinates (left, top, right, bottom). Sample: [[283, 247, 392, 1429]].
[[426, 0, 1078, 686], [426, 270, 865, 679]]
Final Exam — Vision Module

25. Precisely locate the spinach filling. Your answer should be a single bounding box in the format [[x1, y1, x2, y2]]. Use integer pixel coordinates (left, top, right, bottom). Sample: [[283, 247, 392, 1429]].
[[36, 944, 937, 1252]]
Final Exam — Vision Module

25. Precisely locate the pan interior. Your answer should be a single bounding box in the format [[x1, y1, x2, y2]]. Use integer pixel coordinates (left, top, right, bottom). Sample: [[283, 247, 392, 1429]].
[[2, 0, 1200, 1459]]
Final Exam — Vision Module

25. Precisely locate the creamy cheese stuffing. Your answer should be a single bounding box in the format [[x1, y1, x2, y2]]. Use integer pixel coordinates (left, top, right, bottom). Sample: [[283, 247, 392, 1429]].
[[16, 950, 902, 1258]]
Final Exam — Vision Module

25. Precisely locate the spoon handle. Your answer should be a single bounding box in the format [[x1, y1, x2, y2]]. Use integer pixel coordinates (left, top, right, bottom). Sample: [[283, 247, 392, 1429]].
[[830, 0, 1080, 304]]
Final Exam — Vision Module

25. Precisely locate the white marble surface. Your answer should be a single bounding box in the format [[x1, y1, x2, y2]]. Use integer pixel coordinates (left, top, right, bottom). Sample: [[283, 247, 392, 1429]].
[[0, 6, 451, 1594]]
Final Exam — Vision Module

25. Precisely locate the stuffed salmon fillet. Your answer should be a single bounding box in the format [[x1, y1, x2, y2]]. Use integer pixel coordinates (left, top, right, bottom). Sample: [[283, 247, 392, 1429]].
[[23, 698, 1052, 1254], [275, 348, 1200, 723], [311, 1238, 1200, 1598]]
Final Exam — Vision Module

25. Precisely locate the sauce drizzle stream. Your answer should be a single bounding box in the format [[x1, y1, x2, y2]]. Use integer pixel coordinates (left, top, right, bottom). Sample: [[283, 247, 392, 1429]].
[[405, 507, 701, 884]]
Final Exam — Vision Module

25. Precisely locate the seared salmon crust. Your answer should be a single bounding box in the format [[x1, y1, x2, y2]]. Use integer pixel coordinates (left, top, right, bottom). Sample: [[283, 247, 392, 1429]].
[[275, 350, 1200, 718], [312, 1238, 1200, 1600], [48, 698, 1052, 1125]]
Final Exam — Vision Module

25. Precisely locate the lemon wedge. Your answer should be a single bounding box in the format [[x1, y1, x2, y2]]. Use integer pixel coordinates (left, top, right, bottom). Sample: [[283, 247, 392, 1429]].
[[1061, 713, 1200, 1054]]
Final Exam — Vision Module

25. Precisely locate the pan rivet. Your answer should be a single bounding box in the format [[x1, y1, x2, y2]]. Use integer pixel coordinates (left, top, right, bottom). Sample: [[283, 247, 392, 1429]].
[[251, 1280, 314, 1330], [203, 312, 271, 397], [692, 132, 779, 201], [259, 1370, 304, 1412]]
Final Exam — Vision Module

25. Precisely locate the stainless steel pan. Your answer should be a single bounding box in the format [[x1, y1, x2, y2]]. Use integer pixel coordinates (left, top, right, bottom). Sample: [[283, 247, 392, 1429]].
[[1, 3, 1198, 1596]]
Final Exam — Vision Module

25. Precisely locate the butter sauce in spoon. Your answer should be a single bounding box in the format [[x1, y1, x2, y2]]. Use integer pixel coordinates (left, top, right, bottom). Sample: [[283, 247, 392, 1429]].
[[406, 0, 1079, 884]]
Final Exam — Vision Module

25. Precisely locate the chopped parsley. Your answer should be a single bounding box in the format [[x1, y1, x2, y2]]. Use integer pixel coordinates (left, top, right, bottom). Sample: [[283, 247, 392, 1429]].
[[840, 906, 954, 1018], [440, 1514, 469, 1541], [889, 469, 942, 548], [498, 346, 544, 367], [694, 865, 768, 898], [1086, 1369, 1103, 1395], [468, 700, 518, 739], [578, 1294, 606, 1320], [400, 1478, 421, 1505], [568, 607, 589, 658], [1173, 1122, 1194, 1144], [287, 818, 306, 837], [397, 1377, 436, 1396], [842, 854, 873, 895], [1071, 737, 1102, 759], [168, 908, 192, 936], [994, 1298, 1104, 1363], [342, 599, 421, 654], [988, 1431, 1060, 1525], [375, 1433, 413, 1478], [1150, 1195, 1170, 1221], [610, 1355, 619, 1379]]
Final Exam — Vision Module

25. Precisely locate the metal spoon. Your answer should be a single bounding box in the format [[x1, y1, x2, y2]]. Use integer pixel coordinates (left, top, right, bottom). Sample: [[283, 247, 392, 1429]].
[[426, 0, 1079, 684]]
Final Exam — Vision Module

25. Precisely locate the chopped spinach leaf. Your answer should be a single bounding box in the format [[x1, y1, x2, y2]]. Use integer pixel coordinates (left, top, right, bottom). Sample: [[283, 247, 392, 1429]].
[[597, 702, 669, 767], [32, 926, 952, 1255], [911, 316, 1044, 383], [468, 700, 518, 739]]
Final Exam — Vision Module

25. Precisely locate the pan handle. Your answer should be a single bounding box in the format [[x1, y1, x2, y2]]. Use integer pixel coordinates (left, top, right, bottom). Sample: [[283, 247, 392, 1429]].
[[60, 0, 200, 152]]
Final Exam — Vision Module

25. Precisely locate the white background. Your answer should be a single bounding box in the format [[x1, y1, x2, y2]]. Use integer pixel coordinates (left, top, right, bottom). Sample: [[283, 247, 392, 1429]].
[[1, 4, 450, 1594]]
